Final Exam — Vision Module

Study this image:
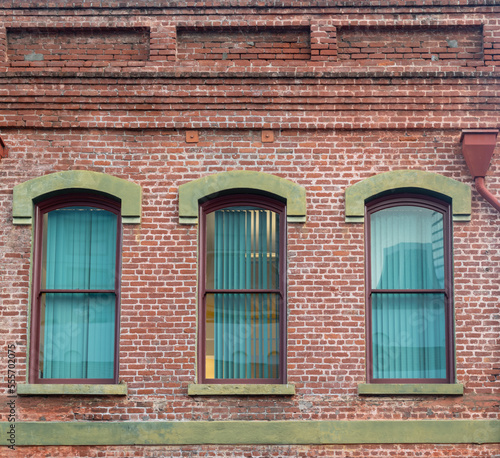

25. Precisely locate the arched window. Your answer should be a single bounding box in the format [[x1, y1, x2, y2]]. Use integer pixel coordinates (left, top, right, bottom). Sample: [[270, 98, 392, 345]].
[[30, 193, 121, 384], [366, 194, 454, 383], [199, 194, 286, 384]]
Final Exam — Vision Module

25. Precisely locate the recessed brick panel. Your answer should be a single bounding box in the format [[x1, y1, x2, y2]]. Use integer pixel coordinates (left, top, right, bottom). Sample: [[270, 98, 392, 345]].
[[338, 26, 483, 64], [176, 27, 311, 61], [7, 28, 150, 66]]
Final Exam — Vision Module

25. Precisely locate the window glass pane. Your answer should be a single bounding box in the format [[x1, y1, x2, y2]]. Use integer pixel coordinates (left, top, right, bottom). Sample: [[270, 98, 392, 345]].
[[206, 293, 280, 380], [371, 206, 444, 290], [372, 293, 446, 379], [206, 206, 280, 290], [42, 207, 117, 290], [39, 292, 115, 379], [39, 205, 117, 380]]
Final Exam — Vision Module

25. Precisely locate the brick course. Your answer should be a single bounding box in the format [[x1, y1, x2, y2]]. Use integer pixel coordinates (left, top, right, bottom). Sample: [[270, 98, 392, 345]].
[[0, 1, 499, 456]]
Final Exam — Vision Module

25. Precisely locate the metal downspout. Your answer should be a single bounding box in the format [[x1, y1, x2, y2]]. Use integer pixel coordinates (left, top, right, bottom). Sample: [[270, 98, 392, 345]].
[[460, 129, 500, 213], [474, 177, 500, 212]]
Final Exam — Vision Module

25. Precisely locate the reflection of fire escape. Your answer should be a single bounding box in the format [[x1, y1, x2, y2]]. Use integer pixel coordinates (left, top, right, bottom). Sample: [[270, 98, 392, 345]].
[[378, 242, 443, 290]]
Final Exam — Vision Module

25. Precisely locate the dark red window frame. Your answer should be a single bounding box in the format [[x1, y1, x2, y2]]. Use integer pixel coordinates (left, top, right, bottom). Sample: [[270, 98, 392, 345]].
[[30, 193, 122, 384], [365, 193, 454, 384], [198, 194, 287, 384]]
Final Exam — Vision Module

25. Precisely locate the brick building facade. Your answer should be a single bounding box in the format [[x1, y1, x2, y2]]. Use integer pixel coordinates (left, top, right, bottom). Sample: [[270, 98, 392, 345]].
[[1, 0, 499, 456]]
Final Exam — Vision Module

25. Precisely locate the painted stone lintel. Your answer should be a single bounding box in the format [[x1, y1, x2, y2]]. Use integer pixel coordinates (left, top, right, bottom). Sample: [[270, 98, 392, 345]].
[[0, 420, 498, 446], [188, 383, 296, 396], [345, 170, 471, 223], [178, 170, 306, 224], [17, 383, 128, 396], [358, 383, 464, 396], [12, 171, 142, 225]]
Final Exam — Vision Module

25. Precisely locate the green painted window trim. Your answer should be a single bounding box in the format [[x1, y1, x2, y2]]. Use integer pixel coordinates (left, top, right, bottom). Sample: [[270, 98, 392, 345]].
[[188, 384, 295, 396], [358, 383, 464, 396], [345, 170, 471, 223], [16, 383, 127, 396], [12, 171, 142, 225], [1, 419, 499, 446], [178, 170, 306, 224]]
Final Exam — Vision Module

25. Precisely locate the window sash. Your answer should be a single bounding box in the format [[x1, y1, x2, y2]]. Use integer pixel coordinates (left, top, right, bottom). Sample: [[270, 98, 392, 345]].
[[39, 292, 116, 380], [371, 292, 447, 380], [31, 197, 121, 384], [205, 293, 280, 380], [366, 195, 453, 384], [200, 196, 286, 384]]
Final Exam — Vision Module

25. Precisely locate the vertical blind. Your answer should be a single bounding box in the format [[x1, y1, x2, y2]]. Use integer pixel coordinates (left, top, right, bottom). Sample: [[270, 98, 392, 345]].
[[40, 206, 117, 379], [205, 207, 280, 379], [371, 206, 446, 379]]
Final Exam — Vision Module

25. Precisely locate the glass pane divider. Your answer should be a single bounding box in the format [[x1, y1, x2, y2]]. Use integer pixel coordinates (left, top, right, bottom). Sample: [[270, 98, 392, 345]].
[[371, 289, 446, 294], [205, 289, 281, 294], [39, 289, 116, 296]]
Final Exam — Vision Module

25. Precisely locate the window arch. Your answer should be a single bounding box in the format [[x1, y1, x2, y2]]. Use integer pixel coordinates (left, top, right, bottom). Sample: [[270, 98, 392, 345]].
[[345, 170, 471, 223], [178, 170, 306, 224], [30, 193, 122, 384], [13, 170, 141, 225], [199, 194, 286, 384], [366, 194, 454, 384]]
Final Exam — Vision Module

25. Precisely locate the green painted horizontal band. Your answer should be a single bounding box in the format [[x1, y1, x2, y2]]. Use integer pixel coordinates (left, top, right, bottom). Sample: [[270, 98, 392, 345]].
[[0, 420, 498, 446], [17, 383, 128, 396], [188, 384, 295, 396], [358, 384, 464, 396]]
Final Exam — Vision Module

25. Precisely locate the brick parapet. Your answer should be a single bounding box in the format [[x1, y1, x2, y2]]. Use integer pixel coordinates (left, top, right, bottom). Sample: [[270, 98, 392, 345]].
[[0, 13, 497, 72]]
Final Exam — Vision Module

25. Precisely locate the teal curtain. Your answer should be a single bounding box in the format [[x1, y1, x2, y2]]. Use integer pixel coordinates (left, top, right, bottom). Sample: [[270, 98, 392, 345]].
[[371, 206, 446, 379], [41, 207, 117, 379], [206, 207, 280, 379]]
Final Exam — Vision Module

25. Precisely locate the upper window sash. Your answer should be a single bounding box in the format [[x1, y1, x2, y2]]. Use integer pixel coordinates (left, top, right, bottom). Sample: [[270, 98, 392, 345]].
[[199, 194, 287, 384], [365, 194, 454, 384], [30, 194, 122, 385]]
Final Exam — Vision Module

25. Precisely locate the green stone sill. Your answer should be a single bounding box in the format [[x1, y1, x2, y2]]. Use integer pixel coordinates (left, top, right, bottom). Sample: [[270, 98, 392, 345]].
[[358, 383, 464, 396], [188, 384, 295, 396], [17, 383, 127, 396]]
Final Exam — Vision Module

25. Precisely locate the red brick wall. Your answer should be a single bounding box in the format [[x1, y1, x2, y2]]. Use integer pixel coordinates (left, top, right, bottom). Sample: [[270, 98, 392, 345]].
[[0, 1, 499, 457], [2, 127, 499, 413]]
